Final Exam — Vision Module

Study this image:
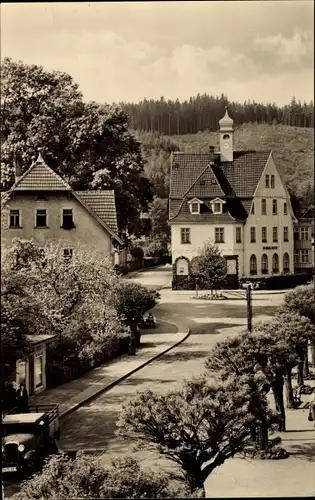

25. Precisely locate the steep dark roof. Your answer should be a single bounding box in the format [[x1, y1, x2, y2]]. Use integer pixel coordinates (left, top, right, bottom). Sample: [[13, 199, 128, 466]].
[[12, 156, 71, 191], [170, 153, 211, 198], [170, 198, 247, 223], [217, 151, 271, 197], [184, 164, 225, 198], [171, 198, 236, 223], [300, 206, 315, 219], [75, 191, 118, 233], [170, 151, 270, 199], [169, 150, 270, 222]]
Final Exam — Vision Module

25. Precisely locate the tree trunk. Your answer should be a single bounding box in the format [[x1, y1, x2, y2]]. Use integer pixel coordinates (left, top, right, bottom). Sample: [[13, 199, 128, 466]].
[[297, 359, 304, 386], [128, 329, 136, 355], [250, 423, 257, 442], [272, 385, 286, 431], [134, 327, 141, 348], [303, 348, 309, 378], [285, 365, 295, 409], [258, 414, 268, 450], [183, 462, 206, 496]]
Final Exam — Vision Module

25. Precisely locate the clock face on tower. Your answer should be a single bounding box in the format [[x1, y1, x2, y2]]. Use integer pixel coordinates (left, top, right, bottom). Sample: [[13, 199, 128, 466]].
[[224, 143, 229, 149]]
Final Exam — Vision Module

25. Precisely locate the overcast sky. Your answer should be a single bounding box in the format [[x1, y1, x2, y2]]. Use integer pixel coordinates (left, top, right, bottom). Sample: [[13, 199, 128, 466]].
[[1, 1, 314, 105]]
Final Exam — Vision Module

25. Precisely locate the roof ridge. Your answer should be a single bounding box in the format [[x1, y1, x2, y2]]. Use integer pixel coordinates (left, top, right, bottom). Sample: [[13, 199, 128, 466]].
[[75, 189, 114, 194]]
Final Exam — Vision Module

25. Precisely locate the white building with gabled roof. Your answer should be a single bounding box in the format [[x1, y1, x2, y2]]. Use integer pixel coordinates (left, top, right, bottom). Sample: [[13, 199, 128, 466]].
[[169, 109, 297, 288]]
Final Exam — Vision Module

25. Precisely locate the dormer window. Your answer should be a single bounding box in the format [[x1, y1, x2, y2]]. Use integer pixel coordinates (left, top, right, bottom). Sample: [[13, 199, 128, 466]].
[[191, 203, 199, 214], [210, 197, 226, 214], [188, 198, 203, 215]]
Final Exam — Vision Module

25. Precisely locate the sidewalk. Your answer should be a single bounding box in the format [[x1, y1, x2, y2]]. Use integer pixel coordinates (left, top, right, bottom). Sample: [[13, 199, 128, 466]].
[[206, 391, 315, 497], [30, 319, 189, 419]]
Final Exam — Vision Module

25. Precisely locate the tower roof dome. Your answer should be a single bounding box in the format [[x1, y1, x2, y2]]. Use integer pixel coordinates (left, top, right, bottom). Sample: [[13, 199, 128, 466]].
[[219, 106, 233, 129]]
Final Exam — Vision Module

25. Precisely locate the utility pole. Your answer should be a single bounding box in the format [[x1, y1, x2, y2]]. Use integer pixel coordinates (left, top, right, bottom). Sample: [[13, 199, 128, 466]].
[[195, 277, 199, 297], [247, 284, 253, 332]]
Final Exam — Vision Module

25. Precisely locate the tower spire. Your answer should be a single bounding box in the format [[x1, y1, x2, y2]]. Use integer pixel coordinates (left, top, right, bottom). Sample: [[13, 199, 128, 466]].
[[219, 108, 234, 162]]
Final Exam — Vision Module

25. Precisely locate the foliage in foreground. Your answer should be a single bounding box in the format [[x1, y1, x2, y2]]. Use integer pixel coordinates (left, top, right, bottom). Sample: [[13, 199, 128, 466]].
[[12, 452, 192, 499], [282, 283, 315, 324], [116, 376, 268, 493]]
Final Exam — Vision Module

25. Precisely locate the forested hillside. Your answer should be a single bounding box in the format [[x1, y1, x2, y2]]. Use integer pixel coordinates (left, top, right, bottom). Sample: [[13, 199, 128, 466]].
[[120, 94, 314, 135], [136, 123, 314, 211]]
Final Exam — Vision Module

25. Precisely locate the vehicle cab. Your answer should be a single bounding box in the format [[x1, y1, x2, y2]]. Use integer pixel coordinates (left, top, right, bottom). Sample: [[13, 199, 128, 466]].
[[2, 405, 59, 475]]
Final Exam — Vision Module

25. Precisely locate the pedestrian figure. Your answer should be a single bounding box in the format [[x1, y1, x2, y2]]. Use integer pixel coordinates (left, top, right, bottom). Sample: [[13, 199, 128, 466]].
[[127, 326, 136, 356], [308, 388, 315, 425], [16, 381, 29, 413]]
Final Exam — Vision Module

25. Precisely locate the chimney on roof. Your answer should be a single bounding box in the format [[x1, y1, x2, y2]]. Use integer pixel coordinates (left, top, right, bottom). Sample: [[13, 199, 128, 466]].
[[36, 147, 45, 163], [14, 155, 22, 183], [209, 146, 215, 162]]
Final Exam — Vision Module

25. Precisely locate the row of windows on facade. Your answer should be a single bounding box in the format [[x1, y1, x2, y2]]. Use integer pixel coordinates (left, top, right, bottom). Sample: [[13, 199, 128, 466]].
[[190, 198, 285, 216], [181, 226, 291, 244], [250, 250, 311, 273], [249, 253, 289, 274], [38, 247, 73, 260], [9, 209, 74, 229], [252, 199, 286, 216]]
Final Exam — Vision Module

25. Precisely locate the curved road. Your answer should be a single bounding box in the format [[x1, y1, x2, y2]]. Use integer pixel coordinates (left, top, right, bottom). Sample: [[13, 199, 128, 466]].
[[59, 265, 285, 476]]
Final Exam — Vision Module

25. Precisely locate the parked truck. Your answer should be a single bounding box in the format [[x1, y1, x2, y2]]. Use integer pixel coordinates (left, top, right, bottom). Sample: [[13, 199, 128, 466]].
[[2, 404, 60, 475]]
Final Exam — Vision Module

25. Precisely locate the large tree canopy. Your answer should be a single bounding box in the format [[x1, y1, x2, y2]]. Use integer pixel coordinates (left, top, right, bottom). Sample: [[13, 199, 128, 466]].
[[116, 376, 267, 494], [0, 58, 153, 235]]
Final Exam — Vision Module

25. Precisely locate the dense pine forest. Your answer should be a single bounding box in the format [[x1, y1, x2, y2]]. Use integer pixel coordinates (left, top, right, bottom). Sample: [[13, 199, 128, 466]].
[[119, 94, 314, 135], [137, 123, 314, 213]]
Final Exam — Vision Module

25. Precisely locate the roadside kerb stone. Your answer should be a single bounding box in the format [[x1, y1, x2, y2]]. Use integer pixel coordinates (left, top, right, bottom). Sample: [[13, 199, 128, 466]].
[[59, 327, 190, 420]]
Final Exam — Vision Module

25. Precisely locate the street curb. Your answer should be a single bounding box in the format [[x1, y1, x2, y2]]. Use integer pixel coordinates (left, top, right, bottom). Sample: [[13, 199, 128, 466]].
[[60, 327, 190, 421]]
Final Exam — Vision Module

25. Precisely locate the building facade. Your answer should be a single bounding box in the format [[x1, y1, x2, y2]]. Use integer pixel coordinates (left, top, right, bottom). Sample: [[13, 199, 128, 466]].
[[2, 152, 124, 264], [294, 207, 314, 274], [169, 108, 297, 289], [15, 335, 55, 396]]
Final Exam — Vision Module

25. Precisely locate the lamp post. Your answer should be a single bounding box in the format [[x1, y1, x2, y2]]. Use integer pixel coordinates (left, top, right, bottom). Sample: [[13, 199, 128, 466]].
[[195, 277, 199, 297], [246, 284, 253, 332]]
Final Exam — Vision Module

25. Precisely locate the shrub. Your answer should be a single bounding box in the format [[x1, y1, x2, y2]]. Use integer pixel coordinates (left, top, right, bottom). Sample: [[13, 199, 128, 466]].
[[12, 452, 190, 499], [129, 246, 144, 260]]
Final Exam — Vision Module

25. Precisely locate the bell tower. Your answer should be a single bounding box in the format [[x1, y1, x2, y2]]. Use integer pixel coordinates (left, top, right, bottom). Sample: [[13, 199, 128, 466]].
[[219, 106, 234, 162]]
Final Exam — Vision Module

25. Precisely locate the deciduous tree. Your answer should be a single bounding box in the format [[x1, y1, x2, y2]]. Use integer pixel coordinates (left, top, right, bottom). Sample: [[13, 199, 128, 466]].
[[114, 281, 160, 351], [190, 240, 227, 291], [1, 58, 153, 236], [2, 239, 128, 383], [206, 331, 278, 437], [281, 284, 315, 380], [258, 311, 315, 408], [116, 376, 268, 495]]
